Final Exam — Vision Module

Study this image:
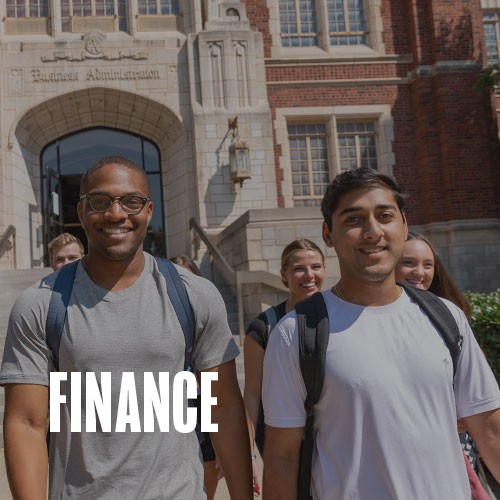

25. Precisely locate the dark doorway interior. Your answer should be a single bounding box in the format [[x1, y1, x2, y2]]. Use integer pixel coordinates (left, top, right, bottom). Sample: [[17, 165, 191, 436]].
[[61, 175, 87, 251]]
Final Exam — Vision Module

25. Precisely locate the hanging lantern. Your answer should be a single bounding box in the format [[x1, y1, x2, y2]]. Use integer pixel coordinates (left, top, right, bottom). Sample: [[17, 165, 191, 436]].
[[228, 117, 251, 187]]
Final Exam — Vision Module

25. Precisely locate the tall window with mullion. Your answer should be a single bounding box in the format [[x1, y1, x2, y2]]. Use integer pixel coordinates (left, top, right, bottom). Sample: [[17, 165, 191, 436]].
[[71, 0, 92, 16], [61, 0, 128, 31], [337, 122, 378, 171], [327, 0, 367, 46], [138, 0, 179, 15], [95, 0, 117, 16], [288, 124, 329, 207], [279, 0, 318, 47], [6, 0, 48, 17], [483, 12, 500, 65]]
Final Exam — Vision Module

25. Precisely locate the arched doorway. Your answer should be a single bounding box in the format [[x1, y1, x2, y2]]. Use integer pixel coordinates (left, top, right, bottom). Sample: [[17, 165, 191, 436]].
[[41, 127, 165, 265]]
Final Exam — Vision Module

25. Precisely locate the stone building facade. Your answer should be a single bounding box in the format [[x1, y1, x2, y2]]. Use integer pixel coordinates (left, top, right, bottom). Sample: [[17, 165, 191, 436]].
[[0, 0, 499, 326]]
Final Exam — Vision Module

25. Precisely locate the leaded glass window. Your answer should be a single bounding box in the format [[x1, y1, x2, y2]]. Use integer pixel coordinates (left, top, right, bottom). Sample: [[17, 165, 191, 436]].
[[484, 12, 500, 65], [327, 0, 367, 46], [279, 0, 319, 47], [337, 122, 378, 171], [6, 0, 48, 17], [288, 124, 329, 207]]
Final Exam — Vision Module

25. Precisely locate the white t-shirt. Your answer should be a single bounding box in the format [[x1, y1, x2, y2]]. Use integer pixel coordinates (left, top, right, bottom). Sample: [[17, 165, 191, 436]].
[[262, 289, 500, 500]]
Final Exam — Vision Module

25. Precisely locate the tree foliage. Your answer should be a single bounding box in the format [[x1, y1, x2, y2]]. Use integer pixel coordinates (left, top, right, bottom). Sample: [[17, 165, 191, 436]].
[[466, 290, 500, 382], [475, 64, 500, 92]]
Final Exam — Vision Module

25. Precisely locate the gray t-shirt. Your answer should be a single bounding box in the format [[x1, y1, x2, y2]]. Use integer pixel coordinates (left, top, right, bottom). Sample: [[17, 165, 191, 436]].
[[263, 289, 500, 500], [1, 253, 239, 500]]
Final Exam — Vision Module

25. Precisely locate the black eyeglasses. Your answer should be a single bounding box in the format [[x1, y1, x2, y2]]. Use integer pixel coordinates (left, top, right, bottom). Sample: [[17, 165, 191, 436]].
[[79, 192, 150, 215]]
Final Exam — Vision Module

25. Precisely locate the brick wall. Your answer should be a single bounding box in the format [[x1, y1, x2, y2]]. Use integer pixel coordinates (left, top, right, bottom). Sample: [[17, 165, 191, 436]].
[[244, 0, 500, 224]]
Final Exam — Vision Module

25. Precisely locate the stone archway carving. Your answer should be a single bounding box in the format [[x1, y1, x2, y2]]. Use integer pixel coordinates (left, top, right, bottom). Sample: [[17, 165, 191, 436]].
[[10, 87, 183, 153], [6, 87, 188, 268]]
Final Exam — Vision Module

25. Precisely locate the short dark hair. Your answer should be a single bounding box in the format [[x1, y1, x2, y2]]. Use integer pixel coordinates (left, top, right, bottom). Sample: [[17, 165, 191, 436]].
[[405, 232, 471, 318], [80, 156, 150, 196], [321, 167, 406, 230]]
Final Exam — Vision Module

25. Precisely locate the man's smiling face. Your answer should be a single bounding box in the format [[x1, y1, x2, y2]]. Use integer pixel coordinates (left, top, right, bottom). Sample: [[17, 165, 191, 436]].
[[77, 163, 153, 263], [322, 186, 408, 286]]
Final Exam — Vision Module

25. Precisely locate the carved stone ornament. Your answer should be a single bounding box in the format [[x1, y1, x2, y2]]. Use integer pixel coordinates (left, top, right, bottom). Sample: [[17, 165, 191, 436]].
[[9, 69, 23, 96], [40, 30, 148, 63], [84, 30, 105, 56]]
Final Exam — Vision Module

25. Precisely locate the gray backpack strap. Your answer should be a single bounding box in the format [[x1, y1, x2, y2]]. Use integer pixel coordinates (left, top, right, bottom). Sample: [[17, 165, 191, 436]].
[[155, 258, 211, 456], [263, 306, 278, 336], [155, 258, 196, 371], [45, 260, 79, 371], [295, 292, 329, 500], [45, 260, 79, 451]]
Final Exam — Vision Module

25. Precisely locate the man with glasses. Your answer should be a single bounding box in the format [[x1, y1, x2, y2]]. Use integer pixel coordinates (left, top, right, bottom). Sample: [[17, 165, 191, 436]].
[[1, 156, 253, 499]]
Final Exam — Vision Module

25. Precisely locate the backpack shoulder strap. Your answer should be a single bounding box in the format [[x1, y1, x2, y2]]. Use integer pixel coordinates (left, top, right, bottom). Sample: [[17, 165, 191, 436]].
[[155, 258, 196, 372], [295, 291, 329, 500], [263, 306, 278, 329], [263, 306, 278, 334], [45, 260, 79, 371], [399, 283, 462, 376]]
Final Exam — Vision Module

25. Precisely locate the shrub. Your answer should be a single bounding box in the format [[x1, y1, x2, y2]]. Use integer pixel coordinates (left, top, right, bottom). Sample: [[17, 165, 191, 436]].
[[475, 64, 500, 92], [465, 290, 500, 383]]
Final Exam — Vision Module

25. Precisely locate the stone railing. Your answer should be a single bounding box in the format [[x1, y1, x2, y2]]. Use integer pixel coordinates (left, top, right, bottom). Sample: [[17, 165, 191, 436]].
[[189, 217, 287, 344]]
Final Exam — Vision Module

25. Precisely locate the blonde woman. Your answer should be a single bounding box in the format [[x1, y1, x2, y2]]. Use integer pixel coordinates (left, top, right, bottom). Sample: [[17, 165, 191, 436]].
[[243, 239, 326, 493]]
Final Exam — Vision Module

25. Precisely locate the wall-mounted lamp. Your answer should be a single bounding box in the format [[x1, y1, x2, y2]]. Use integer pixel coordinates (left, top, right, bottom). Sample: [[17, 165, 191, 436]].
[[228, 116, 251, 187]]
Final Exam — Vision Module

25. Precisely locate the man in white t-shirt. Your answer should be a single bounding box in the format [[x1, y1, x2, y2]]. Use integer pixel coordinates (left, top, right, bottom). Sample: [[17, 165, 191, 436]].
[[262, 167, 500, 499]]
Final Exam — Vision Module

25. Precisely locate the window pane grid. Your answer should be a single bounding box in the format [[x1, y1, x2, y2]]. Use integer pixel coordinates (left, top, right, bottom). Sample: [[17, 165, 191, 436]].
[[139, 0, 156, 14], [7, 0, 49, 18], [7, 0, 25, 17], [117, 0, 127, 30], [95, 0, 115, 16], [280, 0, 319, 47], [160, 0, 178, 15], [61, 0, 129, 32], [61, 0, 71, 30], [29, 0, 48, 17], [337, 121, 378, 171], [484, 12, 500, 65], [72, 0, 92, 16], [138, 0, 178, 15], [288, 124, 329, 207], [327, 0, 367, 46]]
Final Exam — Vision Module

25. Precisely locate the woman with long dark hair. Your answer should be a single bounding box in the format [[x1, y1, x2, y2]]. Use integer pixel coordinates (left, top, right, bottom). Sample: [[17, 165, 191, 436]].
[[396, 232, 490, 500]]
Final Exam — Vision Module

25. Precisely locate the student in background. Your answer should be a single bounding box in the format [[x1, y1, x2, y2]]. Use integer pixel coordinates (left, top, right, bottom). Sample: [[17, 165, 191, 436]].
[[244, 239, 326, 493], [396, 231, 491, 500], [395, 231, 470, 314], [48, 232, 84, 271]]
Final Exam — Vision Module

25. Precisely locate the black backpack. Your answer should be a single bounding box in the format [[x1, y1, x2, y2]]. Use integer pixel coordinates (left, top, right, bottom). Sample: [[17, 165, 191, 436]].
[[294, 284, 463, 500], [254, 306, 281, 455]]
